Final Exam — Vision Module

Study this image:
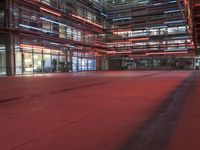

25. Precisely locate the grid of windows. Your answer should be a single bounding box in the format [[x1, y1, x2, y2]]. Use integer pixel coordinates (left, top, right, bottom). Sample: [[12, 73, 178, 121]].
[[0, 0, 197, 75]]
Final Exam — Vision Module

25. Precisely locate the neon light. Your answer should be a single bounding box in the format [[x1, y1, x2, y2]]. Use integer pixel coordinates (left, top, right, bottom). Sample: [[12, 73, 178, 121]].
[[169, 0, 177, 3], [170, 36, 190, 39], [164, 49, 188, 51], [40, 17, 68, 27], [19, 44, 58, 53], [128, 37, 149, 42], [64, 44, 75, 48], [40, 7, 61, 17], [20, 44, 52, 51], [139, 1, 149, 4], [164, 20, 184, 24], [101, 13, 108, 17], [164, 9, 180, 13], [71, 14, 103, 28], [194, 3, 200, 7], [19, 44, 45, 49], [113, 17, 132, 21], [106, 41, 132, 44], [153, 3, 162, 5], [19, 24, 53, 33], [107, 51, 131, 54]]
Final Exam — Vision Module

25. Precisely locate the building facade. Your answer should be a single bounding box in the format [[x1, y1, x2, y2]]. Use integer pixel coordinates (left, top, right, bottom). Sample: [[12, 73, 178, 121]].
[[0, 0, 107, 75], [0, 0, 198, 75]]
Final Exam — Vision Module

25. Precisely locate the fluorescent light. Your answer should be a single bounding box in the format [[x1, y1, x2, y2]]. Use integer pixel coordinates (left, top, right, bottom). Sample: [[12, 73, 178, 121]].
[[113, 17, 132, 21], [106, 41, 132, 44], [128, 37, 149, 42], [164, 20, 184, 24], [101, 13, 107, 17], [40, 17, 68, 27], [19, 24, 53, 33]]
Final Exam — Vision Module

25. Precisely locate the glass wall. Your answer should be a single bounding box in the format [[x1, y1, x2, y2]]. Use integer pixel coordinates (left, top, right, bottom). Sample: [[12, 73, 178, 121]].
[[0, 1, 5, 75], [124, 57, 194, 70], [10, 5, 100, 44], [0, 36, 6, 75], [72, 56, 78, 72], [23, 53, 33, 74], [14, 37, 97, 74], [16, 47, 68, 74], [72, 51, 96, 72]]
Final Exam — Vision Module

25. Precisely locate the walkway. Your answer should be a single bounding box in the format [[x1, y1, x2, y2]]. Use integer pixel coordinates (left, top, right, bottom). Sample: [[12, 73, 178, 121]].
[[0, 71, 200, 150]]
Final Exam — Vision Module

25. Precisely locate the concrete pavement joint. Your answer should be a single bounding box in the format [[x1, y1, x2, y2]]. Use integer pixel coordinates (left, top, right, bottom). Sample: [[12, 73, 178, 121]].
[[10, 107, 109, 150]]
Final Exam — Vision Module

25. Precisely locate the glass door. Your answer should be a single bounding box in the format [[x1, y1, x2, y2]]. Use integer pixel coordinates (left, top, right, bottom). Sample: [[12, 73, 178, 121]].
[[33, 53, 42, 73], [52, 55, 59, 72], [15, 52, 22, 74], [43, 54, 51, 72], [72, 57, 78, 72], [23, 53, 33, 74]]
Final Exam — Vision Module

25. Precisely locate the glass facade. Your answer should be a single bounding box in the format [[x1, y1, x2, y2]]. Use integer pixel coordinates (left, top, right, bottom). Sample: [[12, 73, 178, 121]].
[[0, 36, 6, 75], [0, 1, 5, 75], [0, 0, 197, 75], [124, 57, 194, 70], [14, 37, 96, 74], [72, 52, 96, 72], [104, 0, 195, 56], [4, 0, 101, 75]]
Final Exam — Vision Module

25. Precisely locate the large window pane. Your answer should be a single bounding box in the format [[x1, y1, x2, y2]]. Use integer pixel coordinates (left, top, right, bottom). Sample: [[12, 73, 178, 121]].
[[0, 36, 6, 75], [33, 53, 42, 73], [23, 53, 33, 74], [0, 47, 6, 75], [15, 52, 22, 74], [43, 54, 51, 72], [72, 56, 78, 72]]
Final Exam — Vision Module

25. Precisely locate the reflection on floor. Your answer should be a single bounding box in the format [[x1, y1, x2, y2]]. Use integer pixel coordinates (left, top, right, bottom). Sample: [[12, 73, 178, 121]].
[[0, 71, 200, 150]]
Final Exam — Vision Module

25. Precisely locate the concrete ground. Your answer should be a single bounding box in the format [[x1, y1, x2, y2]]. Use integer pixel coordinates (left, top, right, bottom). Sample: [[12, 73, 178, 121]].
[[0, 71, 200, 150]]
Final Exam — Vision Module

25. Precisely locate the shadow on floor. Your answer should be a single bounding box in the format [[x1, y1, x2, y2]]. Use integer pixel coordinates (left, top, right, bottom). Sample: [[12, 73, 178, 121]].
[[118, 72, 197, 150]]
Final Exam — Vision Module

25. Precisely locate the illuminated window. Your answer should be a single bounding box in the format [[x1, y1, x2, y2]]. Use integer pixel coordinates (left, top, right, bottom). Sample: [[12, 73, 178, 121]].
[[59, 25, 66, 38], [67, 27, 72, 39], [42, 20, 52, 31]]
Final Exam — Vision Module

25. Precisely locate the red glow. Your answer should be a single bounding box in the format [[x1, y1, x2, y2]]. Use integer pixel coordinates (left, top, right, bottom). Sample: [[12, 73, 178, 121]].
[[194, 3, 200, 7], [71, 14, 103, 29], [128, 37, 149, 42], [106, 41, 132, 44], [107, 51, 131, 54], [40, 7, 61, 17], [20, 44, 44, 49], [19, 44, 53, 52]]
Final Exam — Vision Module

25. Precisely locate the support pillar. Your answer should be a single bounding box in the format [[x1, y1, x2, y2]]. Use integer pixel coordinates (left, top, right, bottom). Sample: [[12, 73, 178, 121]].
[[5, 0, 15, 75], [6, 34, 15, 75]]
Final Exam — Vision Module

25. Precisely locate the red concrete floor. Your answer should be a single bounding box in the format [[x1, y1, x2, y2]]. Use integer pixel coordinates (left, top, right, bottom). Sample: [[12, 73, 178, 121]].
[[0, 71, 200, 150]]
